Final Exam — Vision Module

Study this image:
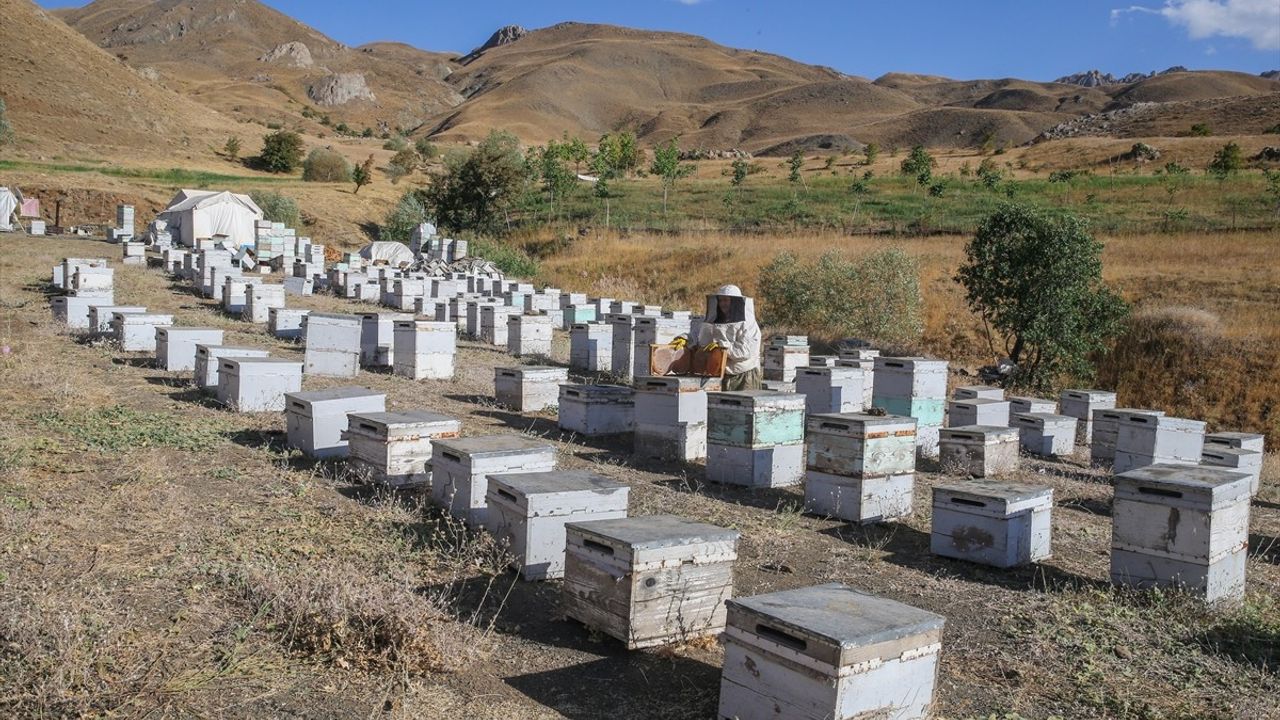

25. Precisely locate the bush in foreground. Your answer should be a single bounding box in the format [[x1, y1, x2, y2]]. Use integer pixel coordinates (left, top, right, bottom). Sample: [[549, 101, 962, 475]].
[[301, 148, 352, 182]]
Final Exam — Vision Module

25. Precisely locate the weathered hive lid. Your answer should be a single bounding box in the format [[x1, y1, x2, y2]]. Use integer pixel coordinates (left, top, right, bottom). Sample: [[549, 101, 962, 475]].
[[1062, 389, 1116, 402], [433, 434, 556, 458], [806, 413, 917, 437], [940, 425, 1019, 442], [560, 384, 633, 400], [347, 410, 458, 435], [708, 390, 806, 410], [566, 515, 739, 551], [287, 386, 381, 405], [1114, 463, 1252, 509], [933, 480, 1053, 515], [726, 583, 945, 668]]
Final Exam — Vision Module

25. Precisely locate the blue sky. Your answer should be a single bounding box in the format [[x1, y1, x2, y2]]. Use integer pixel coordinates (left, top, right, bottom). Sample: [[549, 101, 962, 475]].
[[40, 0, 1280, 80]]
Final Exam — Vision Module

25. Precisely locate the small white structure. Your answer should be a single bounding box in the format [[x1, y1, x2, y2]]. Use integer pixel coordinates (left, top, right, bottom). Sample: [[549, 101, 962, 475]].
[[113, 313, 173, 353], [718, 583, 945, 720], [344, 411, 461, 488], [494, 366, 568, 413], [633, 376, 718, 463], [285, 387, 387, 460], [155, 327, 224, 372], [931, 481, 1053, 567], [0, 188, 17, 232], [486, 470, 630, 581], [558, 384, 635, 436], [158, 189, 264, 248], [217, 357, 302, 412]]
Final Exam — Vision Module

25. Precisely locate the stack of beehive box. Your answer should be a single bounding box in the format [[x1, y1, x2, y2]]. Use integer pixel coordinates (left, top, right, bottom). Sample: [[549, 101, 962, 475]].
[[217, 357, 303, 412], [507, 314, 554, 357], [480, 305, 516, 347], [303, 313, 362, 377], [194, 343, 271, 392], [938, 426, 1021, 477], [156, 327, 224, 372], [1012, 413, 1078, 457], [706, 390, 806, 488], [805, 413, 917, 524], [569, 322, 612, 372], [359, 312, 411, 369], [51, 261, 114, 330], [222, 275, 264, 316], [268, 307, 309, 340], [244, 283, 286, 324], [1091, 409, 1164, 465], [1060, 389, 1117, 445], [633, 376, 719, 463], [872, 357, 947, 456], [113, 311, 173, 352], [392, 320, 455, 380], [1113, 414, 1205, 473], [1202, 432, 1265, 495], [763, 335, 810, 383]]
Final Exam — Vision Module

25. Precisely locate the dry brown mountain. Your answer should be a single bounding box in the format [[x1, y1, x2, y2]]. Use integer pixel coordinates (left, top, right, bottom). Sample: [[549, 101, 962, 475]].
[[37, 0, 1280, 155], [54, 0, 464, 135], [0, 0, 241, 156]]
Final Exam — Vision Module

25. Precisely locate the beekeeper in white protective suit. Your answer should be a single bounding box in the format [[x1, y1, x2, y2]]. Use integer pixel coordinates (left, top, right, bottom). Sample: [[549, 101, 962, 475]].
[[697, 284, 762, 391]]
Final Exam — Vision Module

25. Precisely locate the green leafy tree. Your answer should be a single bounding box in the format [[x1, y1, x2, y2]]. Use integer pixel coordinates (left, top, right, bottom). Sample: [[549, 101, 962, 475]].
[[1263, 169, 1280, 216], [955, 203, 1128, 390], [976, 158, 1002, 189], [260, 130, 305, 173], [787, 151, 805, 185], [352, 155, 373, 195], [421, 130, 529, 234], [863, 143, 878, 166], [758, 249, 923, 345], [564, 134, 591, 174], [730, 158, 749, 189], [386, 148, 419, 183], [382, 136, 409, 152], [381, 191, 430, 244], [223, 136, 241, 161], [538, 140, 578, 217], [1207, 141, 1243, 180], [249, 191, 301, 228], [415, 137, 440, 161], [596, 131, 641, 176], [301, 147, 352, 182], [361, 127, 374, 138], [900, 145, 934, 187], [590, 150, 621, 227], [650, 138, 694, 214], [1189, 123, 1212, 137]]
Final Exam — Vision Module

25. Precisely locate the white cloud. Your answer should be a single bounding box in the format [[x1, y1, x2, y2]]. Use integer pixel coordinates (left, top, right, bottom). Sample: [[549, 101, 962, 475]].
[[1113, 0, 1280, 50]]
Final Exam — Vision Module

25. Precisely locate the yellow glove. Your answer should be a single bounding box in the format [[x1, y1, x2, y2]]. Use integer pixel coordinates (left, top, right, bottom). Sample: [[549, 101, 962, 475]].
[[670, 336, 688, 349], [705, 341, 720, 351]]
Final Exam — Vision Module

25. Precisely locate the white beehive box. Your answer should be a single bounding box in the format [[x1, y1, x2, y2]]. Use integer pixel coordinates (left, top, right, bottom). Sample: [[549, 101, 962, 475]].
[[872, 357, 947, 399], [805, 470, 914, 524], [706, 391, 806, 488], [718, 583, 945, 720], [507, 314, 554, 357], [304, 313, 362, 377], [804, 413, 917, 524], [430, 436, 557, 527], [88, 305, 145, 337], [1204, 432, 1265, 454], [269, 308, 309, 341], [1012, 413, 1078, 457], [608, 313, 641, 378], [344, 410, 461, 488], [1200, 447, 1264, 496], [1060, 389, 1117, 445], [570, 322, 613, 372], [562, 515, 739, 649], [795, 366, 868, 415], [558, 384, 635, 436], [194, 344, 271, 391], [155, 327, 224, 372], [1111, 464, 1252, 605], [947, 398, 1010, 428], [360, 312, 412, 368], [495, 366, 569, 412], [480, 305, 515, 346], [52, 295, 115, 330], [114, 313, 173, 352], [939, 426, 1020, 477], [632, 316, 691, 377], [609, 300, 638, 315], [285, 387, 386, 459], [633, 376, 719, 463], [221, 276, 263, 315], [1114, 414, 1206, 474], [243, 283, 286, 324], [70, 267, 114, 296], [1091, 408, 1165, 465], [763, 339, 810, 383], [954, 385, 1004, 400], [1009, 396, 1058, 415], [466, 298, 498, 337], [486, 470, 630, 581], [562, 304, 598, 330], [217, 357, 302, 412], [931, 481, 1052, 567], [392, 320, 455, 380]]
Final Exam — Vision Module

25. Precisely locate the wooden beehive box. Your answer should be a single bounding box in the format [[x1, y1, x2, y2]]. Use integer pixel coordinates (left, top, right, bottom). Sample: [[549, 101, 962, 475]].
[[562, 515, 738, 649], [718, 583, 945, 720], [494, 366, 569, 413], [284, 387, 386, 459], [806, 413, 917, 478], [344, 410, 461, 488], [939, 426, 1020, 477], [430, 436, 557, 527], [558, 384, 635, 436], [486, 470, 630, 581], [931, 481, 1053, 568]]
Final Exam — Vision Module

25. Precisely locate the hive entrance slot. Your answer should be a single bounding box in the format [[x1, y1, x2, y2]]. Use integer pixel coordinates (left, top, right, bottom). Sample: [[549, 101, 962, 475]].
[[497, 489, 518, 503], [583, 539, 615, 555], [951, 497, 987, 508], [756, 623, 807, 651], [1138, 486, 1183, 499]]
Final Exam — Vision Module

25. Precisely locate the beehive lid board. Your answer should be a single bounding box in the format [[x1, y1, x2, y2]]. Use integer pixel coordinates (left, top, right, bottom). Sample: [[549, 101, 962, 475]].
[[1062, 389, 1117, 402], [1201, 448, 1263, 467], [566, 515, 740, 564], [635, 376, 721, 393], [1013, 413, 1076, 428], [347, 411, 459, 436], [488, 471, 630, 516], [496, 366, 568, 379], [1120, 415, 1206, 433], [222, 358, 302, 371], [198, 344, 270, 358], [1099, 408, 1166, 421], [1114, 464, 1253, 509], [287, 387, 383, 406], [434, 435, 557, 459], [806, 413, 917, 437], [955, 385, 1003, 398], [950, 399, 1008, 409], [158, 327, 223, 336], [940, 426, 1020, 444], [708, 391, 807, 412], [122, 314, 174, 324], [797, 367, 864, 379], [725, 583, 945, 669], [933, 481, 1053, 515], [561, 384, 634, 400], [1204, 432, 1265, 452], [308, 312, 362, 324]]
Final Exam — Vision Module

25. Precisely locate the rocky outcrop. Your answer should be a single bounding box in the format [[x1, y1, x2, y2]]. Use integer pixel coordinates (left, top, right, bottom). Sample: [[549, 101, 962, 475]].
[[1055, 66, 1188, 87], [459, 25, 527, 64], [1263, 70, 1280, 80], [307, 72, 375, 106], [259, 41, 313, 68], [1032, 103, 1160, 142]]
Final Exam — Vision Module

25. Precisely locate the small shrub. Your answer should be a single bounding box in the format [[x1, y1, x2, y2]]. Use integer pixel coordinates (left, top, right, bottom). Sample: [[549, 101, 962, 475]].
[[1189, 122, 1213, 137], [361, 127, 374, 138], [469, 237, 539, 278], [260, 129, 304, 173], [1207, 141, 1243, 179], [250, 190, 301, 228], [900, 146, 934, 186], [758, 248, 923, 346], [222, 136, 241, 160], [381, 191, 430, 244], [0, 97, 13, 146], [383, 136, 408, 152], [388, 148, 419, 178], [415, 137, 440, 160], [301, 147, 352, 182]]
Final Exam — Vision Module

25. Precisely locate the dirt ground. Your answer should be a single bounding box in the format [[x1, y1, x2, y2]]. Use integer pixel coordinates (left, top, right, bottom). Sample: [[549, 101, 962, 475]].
[[1, 234, 1277, 720]]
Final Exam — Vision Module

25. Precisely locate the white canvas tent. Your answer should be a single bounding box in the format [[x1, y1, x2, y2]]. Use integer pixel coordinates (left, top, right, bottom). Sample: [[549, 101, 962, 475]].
[[158, 189, 263, 247], [0, 188, 17, 232]]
